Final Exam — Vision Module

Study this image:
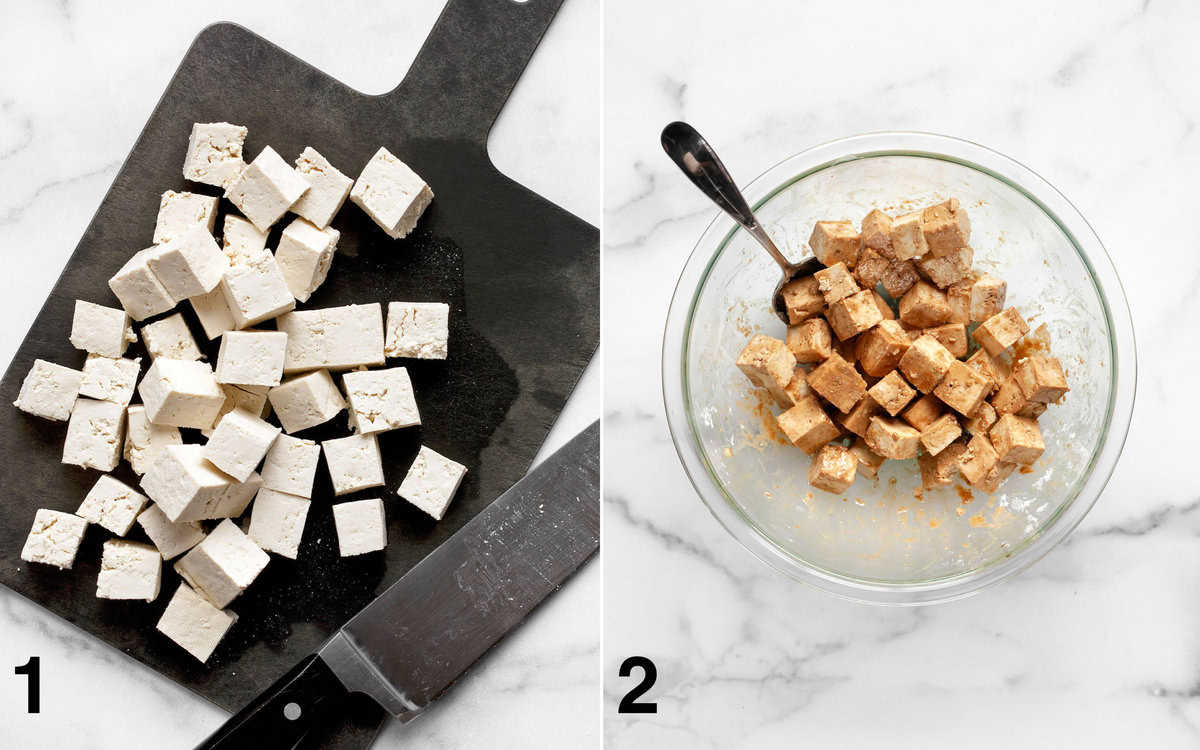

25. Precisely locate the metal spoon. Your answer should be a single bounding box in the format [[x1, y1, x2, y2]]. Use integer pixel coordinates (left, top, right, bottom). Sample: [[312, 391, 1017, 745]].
[[660, 121, 822, 324]]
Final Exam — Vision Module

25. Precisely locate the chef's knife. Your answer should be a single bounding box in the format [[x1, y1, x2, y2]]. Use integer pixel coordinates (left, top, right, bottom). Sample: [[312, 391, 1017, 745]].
[[196, 420, 599, 749]]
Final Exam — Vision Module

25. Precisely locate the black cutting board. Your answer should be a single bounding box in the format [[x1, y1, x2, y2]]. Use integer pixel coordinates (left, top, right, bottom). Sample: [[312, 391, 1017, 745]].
[[0, 1, 596, 747]]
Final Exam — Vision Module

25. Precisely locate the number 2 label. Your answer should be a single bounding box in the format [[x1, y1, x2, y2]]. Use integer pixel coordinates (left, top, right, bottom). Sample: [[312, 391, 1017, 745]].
[[617, 655, 657, 714]]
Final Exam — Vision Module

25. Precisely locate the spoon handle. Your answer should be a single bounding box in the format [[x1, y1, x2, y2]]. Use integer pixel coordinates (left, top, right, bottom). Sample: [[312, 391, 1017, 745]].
[[660, 121, 792, 272]]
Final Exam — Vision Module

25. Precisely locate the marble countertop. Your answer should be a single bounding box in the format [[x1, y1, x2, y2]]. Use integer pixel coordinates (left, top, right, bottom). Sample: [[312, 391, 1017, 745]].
[[0, 0, 598, 747], [604, 0, 1197, 747]]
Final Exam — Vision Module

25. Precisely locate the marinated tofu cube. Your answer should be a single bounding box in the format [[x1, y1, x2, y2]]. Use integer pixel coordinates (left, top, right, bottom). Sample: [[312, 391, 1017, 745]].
[[833, 335, 859, 365], [776, 395, 840, 453], [215, 330, 288, 388], [806, 352, 867, 414], [854, 247, 890, 289], [156, 583, 237, 662], [921, 322, 968, 358], [79, 354, 141, 405], [225, 145, 310, 232], [322, 433, 386, 496], [77, 474, 147, 536], [219, 252, 297, 329], [96, 540, 161, 601], [838, 396, 882, 438], [902, 393, 944, 431], [152, 191, 219, 245], [108, 248, 177, 321], [888, 210, 928, 261], [268, 370, 347, 433], [1017, 400, 1048, 419], [880, 259, 920, 298], [71, 300, 135, 358], [778, 276, 825, 324], [137, 504, 204, 560], [141, 313, 202, 361], [397, 445, 468, 520], [921, 198, 971, 256], [849, 438, 887, 479], [275, 217, 340, 303], [867, 371, 916, 416], [145, 227, 225, 301], [990, 414, 1045, 465], [350, 147, 434, 240], [899, 281, 951, 328], [21, 509, 88, 569], [827, 289, 884, 341], [920, 413, 962, 456], [918, 441, 967, 489], [182, 122, 247, 189], [934, 360, 991, 416], [808, 444, 857, 493], [916, 245, 973, 288], [898, 334, 955, 393], [991, 374, 1028, 415], [965, 348, 1010, 394], [175, 519, 269, 608], [13, 359, 82, 421], [248, 488, 311, 559], [856, 320, 911, 377], [63, 398, 125, 471], [204, 409, 281, 482], [808, 221, 860, 267], [1013, 355, 1069, 403], [969, 274, 1007, 322], [973, 460, 1017, 494], [138, 359, 225, 429], [786, 319, 832, 363], [736, 334, 797, 405], [973, 307, 1029, 355], [963, 401, 998, 436], [865, 416, 921, 460], [860, 209, 894, 254], [946, 278, 973, 324], [956, 434, 999, 485], [814, 262, 859, 304], [291, 146, 354, 229], [781, 370, 812, 406], [870, 290, 896, 321]]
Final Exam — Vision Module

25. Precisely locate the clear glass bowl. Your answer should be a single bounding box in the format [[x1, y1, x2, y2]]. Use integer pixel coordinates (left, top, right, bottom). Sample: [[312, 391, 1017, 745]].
[[662, 132, 1136, 605]]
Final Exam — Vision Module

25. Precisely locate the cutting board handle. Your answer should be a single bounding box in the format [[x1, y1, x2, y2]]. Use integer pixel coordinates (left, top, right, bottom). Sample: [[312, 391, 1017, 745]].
[[391, 0, 565, 144]]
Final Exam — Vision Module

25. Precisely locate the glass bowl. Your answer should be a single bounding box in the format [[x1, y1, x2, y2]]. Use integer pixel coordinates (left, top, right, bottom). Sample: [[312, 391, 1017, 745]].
[[662, 132, 1136, 605]]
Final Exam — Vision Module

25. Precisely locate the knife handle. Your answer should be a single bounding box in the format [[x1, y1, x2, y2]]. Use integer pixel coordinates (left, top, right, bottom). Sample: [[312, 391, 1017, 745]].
[[195, 654, 350, 750]]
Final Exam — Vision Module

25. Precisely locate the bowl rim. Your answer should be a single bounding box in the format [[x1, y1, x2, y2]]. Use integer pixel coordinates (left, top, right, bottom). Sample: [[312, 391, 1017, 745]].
[[661, 130, 1138, 605]]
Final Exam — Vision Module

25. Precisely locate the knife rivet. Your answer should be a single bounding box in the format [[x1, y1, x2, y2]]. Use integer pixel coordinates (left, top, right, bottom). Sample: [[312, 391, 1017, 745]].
[[283, 702, 302, 721]]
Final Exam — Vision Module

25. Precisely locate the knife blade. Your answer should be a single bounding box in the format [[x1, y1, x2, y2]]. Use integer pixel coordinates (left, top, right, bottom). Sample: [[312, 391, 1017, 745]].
[[196, 420, 599, 749]]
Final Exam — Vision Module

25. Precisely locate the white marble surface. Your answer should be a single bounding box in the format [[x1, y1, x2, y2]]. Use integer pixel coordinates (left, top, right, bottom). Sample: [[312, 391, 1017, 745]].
[[604, 0, 1199, 747], [0, 0, 599, 747]]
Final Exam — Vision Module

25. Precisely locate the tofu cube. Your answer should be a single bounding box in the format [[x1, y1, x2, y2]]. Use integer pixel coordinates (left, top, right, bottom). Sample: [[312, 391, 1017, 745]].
[[868, 371, 916, 416], [182, 122, 248, 189], [248, 488, 310, 559], [350, 147, 434, 239], [384, 302, 450, 360], [965, 348, 1010, 395], [108, 248, 177, 321], [220, 214, 270, 268], [277, 304, 385, 372], [865, 417, 921, 460], [934, 360, 991, 416], [70, 300, 135, 358], [219, 252, 296, 329], [838, 396, 882, 438], [63, 397, 125, 471], [343, 367, 421, 434], [973, 460, 1018, 494], [137, 504, 204, 560], [224, 145, 310, 232], [96, 540, 161, 601], [203, 383, 271, 438], [827, 289, 884, 341], [152, 191, 219, 245], [806, 352, 867, 414], [860, 209, 894, 254], [781, 370, 811, 406], [141, 444, 259, 522], [856, 320, 911, 378], [189, 287, 236, 340], [880, 259, 920, 298], [921, 198, 971, 256], [871, 290, 895, 321], [1014, 355, 1069, 403], [141, 313, 202, 361], [260, 434, 320, 498], [808, 444, 857, 493], [957, 434, 1000, 485], [888, 211, 928, 261], [1017, 400, 1048, 419], [990, 414, 1045, 465], [124, 405, 182, 474], [916, 245, 973, 288], [215, 330, 288, 387], [964, 401, 998, 436], [776, 394, 841, 453], [917, 440, 967, 489], [13, 359, 81, 421], [786, 318, 832, 363], [145, 227, 225, 301], [156, 583, 238, 662], [736, 334, 797, 405], [973, 307, 1029, 355], [79, 354, 141, 405], [814, 262, 859, 304], [898, 334, 955, 393], [332, 498, 387, 556], [175, 519, 269, 608], [322, 433, 385, 496], [20, 509, 88, 569], [291, 147, 354, 229], [268, 370, 346, 433], [808, 221, 860, 267], [920, 322, 968, 358], [204, 409, 281, 482], [138, 359, 225, 428], [76, 474, 147, 535], [899, 281, 951, 328], [275, 218, 340, 303], [778, 276, 824, 324], [969, 274, 1007, 322], [946, 278, 973, 324], [902, 393, 944, 431], [920, 413, 962, 456], [397, 445, 468, 520], [848, 438, 887, 479], [991, 374, 1028, 415], [854, 247, 891, 289]]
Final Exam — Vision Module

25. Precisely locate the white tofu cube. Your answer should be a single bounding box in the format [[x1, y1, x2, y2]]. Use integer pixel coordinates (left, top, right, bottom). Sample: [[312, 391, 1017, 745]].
[[204, 408, 280, 482], [136, 503, 204, 560], [215, 330, 287, 387], [342, 367, 420, 434], [96, 540, 161, 601], [124, 405, 182, 475], [76, 474, 147, 535], [276, 304, 384, 373], [219, 252, 296, 329], [141, 313, 202, 360], [275, 217, 339, 302], [202, 383, 271, 438], [20, 509, 88, 569], [189, 286, 236, 340], [292, 147, 353, 229], [138, 359, 225, 428], [156, 583, 238, 662], [332, 498, 386, 556], [267, 370, 345, 433], [152, 190, 219, 245], [141, 445, 260, 522], [145, 227, 225, 300], [322, 433, 384, 496], [109, 248, 176, 321], [224, 146, 309, 232], [397, 445, 467, 521], [62, 397, 125, 471], [220, 214, 269, 268], [182, 122, 248, 189], [79, 354, 141, 405], [175, 519, 269, 608], [260, 434, 320, 498], [350, 147, 433, 239], [248, 488, 310, 559], [13, 359, 82, 421], [384, 302, 449, 360], [70, 300, 135, 358]]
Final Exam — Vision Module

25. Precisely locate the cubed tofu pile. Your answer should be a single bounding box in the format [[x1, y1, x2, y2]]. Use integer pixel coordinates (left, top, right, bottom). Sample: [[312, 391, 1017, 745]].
[[737, 198, 1070, 496], [11, 122, 468, 663]]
